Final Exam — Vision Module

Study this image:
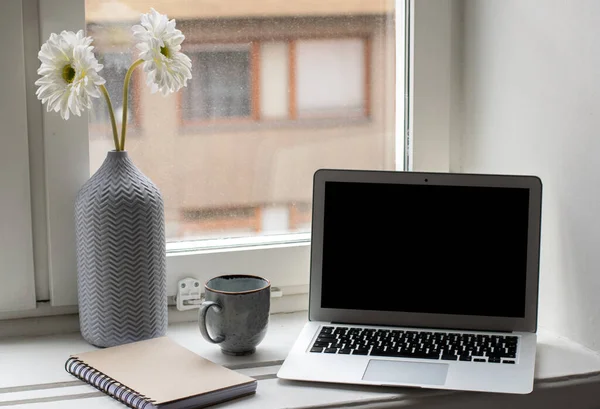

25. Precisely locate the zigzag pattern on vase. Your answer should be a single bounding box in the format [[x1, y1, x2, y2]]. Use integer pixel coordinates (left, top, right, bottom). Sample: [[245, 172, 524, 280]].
[[75, 151, 167, 348]]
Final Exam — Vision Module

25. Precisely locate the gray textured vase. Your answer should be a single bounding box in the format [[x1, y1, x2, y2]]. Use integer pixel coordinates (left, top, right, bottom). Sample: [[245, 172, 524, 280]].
[[75, 150, 167, 348]]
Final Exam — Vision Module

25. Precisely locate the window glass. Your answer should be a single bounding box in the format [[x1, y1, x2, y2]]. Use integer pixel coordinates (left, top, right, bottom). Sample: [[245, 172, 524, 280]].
[[86, 0, 397, 243], [183, 45, 252, 121], [89, 51, 136, 125], [260, 42, 289, 119], [297, 38, 366, 118]]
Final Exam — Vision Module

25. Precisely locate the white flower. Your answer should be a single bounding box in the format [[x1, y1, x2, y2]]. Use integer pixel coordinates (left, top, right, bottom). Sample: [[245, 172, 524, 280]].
[[35, 30, 105, 120], [132, 8, 192, 95]]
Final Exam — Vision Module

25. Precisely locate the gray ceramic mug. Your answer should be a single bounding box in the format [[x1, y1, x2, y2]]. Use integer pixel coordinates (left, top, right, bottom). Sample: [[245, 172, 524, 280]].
[[198, 274, 270, 355]]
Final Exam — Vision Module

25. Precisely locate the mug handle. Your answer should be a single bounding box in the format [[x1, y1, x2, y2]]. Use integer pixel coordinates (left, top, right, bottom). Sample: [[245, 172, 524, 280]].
[[198, 301, 225, 344]]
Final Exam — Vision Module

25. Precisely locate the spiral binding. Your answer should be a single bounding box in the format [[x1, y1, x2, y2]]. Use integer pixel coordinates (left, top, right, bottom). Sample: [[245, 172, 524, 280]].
[[65, 357, 157, 409]]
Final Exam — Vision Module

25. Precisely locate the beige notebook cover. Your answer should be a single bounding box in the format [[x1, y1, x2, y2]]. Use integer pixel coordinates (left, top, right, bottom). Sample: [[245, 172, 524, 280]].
[[68, 336, 256, 406]]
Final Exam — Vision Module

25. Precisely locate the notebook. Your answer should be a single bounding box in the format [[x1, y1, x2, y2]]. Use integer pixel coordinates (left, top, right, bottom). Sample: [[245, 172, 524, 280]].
[[65, 337, 257, 409]]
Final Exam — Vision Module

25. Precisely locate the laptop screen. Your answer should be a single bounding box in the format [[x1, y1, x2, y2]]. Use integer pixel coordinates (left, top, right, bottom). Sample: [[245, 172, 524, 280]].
[[320, 181, 530, 318]]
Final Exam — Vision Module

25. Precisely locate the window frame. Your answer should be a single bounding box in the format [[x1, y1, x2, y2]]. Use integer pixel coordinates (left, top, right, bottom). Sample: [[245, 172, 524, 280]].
[[1, 0, 417, 315], [0, 0, 36, 312]]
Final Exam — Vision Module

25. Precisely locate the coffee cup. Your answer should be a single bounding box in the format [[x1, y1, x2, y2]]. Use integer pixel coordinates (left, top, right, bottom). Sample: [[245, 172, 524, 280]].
[[198, 274, 270, 355]]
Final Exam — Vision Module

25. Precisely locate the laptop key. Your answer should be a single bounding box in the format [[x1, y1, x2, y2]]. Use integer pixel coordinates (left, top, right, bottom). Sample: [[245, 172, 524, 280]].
[[311, 326, 520, 366], [370, 348, 388, 356], [390, 351, 438, 360]]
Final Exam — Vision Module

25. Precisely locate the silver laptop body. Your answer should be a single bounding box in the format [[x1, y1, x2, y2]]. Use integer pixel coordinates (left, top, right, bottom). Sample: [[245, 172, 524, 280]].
[[278, 169, 543, 394]]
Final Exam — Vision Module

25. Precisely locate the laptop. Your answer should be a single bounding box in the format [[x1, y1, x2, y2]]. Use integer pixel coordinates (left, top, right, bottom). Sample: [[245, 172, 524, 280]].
[[277, 169, 542, 394]]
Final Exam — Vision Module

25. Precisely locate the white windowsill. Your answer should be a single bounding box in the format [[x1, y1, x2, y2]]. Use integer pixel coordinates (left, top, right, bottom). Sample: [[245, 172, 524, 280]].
[[166, 233, 311, 255], [1, 311, 600, 408]]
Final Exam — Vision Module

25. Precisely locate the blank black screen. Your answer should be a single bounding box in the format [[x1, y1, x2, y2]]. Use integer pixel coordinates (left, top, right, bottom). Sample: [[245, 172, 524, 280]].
[[320, 182, 530, 318]]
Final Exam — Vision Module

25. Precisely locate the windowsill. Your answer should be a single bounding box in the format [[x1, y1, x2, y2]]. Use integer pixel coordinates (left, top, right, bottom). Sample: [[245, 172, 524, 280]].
[[166, 232, 311, 255], [2, 312, 600, 408]]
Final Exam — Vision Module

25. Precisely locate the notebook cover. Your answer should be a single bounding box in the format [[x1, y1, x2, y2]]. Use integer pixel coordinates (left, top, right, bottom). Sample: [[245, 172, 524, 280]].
[[70, 336, 256, 405]]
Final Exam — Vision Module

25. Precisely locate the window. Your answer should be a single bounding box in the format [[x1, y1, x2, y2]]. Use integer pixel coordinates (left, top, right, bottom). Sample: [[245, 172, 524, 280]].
[[260, 42, 289, 120], [87, 4, 397, 245], [86, 20, 141, 149], [296, 38, 368, 118], [2, 0, 409, 313], [181, 37, 369, 125], [90, 52, 138, 126], [182, 44, 253, 122]]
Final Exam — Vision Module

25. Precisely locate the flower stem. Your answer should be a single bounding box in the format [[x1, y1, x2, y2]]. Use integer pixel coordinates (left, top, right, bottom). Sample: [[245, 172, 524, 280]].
[[99, 84, 120, 151], [120, 58, 144, 151]]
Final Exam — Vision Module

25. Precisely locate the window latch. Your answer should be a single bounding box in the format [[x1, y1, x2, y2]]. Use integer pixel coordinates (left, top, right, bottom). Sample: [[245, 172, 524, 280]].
[[175, 278, 203, 311]]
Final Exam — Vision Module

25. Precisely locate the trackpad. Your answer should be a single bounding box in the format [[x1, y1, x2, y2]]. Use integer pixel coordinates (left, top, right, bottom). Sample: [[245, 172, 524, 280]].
[[362, 359, 449, 386]]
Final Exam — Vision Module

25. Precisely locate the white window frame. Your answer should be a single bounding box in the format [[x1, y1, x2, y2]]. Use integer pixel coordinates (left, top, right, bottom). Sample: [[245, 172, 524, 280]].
[[0, 0, 36, 312], [2, 0, 465, 316]]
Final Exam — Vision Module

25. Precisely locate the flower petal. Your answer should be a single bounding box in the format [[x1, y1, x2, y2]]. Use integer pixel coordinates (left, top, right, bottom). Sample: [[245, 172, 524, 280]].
[[133, 9, 193, 96], [35, 30, 104, 120]]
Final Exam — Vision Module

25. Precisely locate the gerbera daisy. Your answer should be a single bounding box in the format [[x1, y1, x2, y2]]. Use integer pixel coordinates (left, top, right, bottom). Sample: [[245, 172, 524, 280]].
[[35, 30, 105, 120], [132, 8, 192, 96]]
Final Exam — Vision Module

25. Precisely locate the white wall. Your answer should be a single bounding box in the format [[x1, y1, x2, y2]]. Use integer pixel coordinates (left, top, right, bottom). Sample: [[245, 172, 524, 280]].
[[460, 0, 600, 350]]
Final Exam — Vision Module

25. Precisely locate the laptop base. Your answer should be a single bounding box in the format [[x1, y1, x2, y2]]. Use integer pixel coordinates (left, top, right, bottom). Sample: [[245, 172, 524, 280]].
[[278, 321, 536, 394]]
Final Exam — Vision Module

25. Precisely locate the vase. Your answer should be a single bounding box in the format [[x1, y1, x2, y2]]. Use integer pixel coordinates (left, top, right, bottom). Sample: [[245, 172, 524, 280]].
[[75, 150, 167, 348]]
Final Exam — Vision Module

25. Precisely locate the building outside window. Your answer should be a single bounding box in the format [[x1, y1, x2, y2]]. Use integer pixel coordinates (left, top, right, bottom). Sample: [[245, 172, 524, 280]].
[[86, 0, 396, 243], [182, 45, 253, 122]]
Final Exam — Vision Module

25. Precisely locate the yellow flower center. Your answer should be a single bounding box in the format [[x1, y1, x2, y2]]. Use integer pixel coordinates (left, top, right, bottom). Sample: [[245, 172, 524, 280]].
[[160, 46, 171, 59], [62, 64, 76, 83]]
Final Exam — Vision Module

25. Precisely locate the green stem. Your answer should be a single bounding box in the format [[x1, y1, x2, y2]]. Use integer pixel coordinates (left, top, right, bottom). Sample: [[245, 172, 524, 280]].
[[99, 84, 120, 151], [120, 58, 144, 151]]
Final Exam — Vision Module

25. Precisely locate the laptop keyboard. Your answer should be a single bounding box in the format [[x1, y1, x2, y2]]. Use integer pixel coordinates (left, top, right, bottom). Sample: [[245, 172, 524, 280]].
[[310, 326, 518, 364]]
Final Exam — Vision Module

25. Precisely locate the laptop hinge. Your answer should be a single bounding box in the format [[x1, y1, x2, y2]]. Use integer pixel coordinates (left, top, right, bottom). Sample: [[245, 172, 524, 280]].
[[330, 322, 514, 333]]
